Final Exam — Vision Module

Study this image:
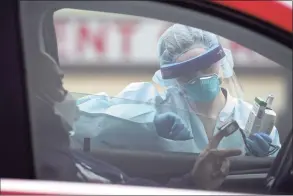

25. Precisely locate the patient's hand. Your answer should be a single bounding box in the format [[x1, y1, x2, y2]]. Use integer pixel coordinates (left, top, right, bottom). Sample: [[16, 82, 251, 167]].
[[191, 128, 242, 190]]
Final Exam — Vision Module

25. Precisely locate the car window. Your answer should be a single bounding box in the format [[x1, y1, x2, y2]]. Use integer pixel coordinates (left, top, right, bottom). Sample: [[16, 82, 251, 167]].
[[53, 9, 291, 157]]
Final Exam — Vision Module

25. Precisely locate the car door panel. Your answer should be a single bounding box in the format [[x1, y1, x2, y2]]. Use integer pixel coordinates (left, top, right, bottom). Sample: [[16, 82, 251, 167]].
[[84, 148, 272, 192], [220, 173, 268, 193]]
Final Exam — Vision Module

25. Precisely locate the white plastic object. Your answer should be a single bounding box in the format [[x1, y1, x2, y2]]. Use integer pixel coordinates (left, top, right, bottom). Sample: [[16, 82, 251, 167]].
[[244, 97, 267, 135], [260, 95, 276, 134]]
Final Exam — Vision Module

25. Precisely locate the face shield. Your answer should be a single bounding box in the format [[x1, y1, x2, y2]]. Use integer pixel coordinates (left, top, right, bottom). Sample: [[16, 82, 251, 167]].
[[152, 44, 246, 138], [220, 48, 244, 99], [152, 47, 243, 100]]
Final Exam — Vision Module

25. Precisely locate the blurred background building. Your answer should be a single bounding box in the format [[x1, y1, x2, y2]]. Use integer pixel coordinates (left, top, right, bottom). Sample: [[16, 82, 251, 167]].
[[53, 9, 291, 141]]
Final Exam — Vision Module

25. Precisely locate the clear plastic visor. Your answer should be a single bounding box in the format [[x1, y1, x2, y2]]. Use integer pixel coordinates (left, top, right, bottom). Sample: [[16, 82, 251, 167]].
[[153, 48, 244, 100]]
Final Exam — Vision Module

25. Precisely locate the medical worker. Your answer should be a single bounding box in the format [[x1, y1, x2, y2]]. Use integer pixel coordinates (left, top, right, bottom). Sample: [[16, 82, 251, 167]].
[[151, 24, 281, 156], [113, 24, 281, 157], [72, 24, 280, 157]]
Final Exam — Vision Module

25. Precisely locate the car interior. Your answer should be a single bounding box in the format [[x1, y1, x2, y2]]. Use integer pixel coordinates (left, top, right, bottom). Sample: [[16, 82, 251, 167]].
[[1, 0, 291, 195]]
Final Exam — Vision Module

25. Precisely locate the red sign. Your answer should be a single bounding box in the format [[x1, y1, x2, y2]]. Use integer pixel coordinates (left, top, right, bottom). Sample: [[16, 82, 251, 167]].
[[54, 16, 275, 67]]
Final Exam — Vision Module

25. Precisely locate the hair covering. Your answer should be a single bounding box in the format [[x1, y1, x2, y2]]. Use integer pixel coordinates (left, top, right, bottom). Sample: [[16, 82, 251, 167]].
[[157, 24, 219, 66]]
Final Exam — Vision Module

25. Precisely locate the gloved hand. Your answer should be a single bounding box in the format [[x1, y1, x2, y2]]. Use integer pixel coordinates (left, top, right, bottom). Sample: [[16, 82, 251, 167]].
[[245, 132, 273, 157], [154, 112, 193, 141]]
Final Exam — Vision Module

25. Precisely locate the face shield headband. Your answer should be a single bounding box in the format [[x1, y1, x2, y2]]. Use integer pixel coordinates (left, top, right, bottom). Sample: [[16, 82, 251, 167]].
[[160, 45, 226, 80]]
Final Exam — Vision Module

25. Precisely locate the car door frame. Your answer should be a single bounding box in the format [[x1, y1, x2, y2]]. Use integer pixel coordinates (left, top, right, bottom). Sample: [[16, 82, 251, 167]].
[[1, 0, 291, 194]]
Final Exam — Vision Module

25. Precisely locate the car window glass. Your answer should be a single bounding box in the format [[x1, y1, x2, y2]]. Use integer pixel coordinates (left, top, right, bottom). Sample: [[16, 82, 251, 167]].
[[53, 9, 291, 157]]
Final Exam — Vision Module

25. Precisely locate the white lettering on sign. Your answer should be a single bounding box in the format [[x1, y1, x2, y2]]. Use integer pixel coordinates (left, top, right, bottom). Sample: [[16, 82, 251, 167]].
[[54, 16, 275, 67]]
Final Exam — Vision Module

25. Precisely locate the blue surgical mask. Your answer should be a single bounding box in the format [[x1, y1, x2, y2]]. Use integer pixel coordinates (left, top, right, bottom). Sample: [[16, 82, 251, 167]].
[[182, 74, 220, 102]]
